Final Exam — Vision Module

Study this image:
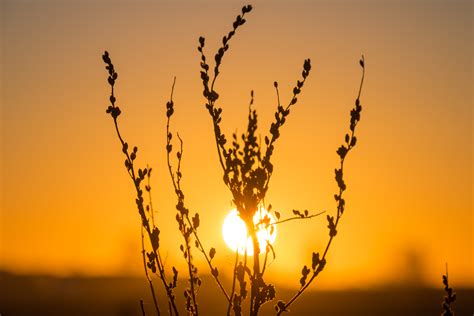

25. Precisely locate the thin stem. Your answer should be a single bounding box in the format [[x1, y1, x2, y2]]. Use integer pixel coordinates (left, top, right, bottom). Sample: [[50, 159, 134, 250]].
[[276, 213, 340, 315], [276, 57, 365, 315], [209, 10, 251, 93], [114, 117, 177, 315], [146, 166, 156, 227], [200, 8, 253, 180], [274, 84, 281, 109], [165, 79, 198, 316], [141, 227, 161, 316], [273, 212, 326, 225], [185, 233, 199, 315], [260, 243, 270, 276], [144, 173, 170, 314], [226, 250, 240, 316], [213, 115, 228, 174], [165, 78, 230, 311], [166, 78, 231, 302], [357, 55, 365, 100], [140, 299, 146, 316], [179, 138, 199, 316], [255, 211, 326, 228], [263, 72, 310, 193], [249, 224, 261, 316], [187, 214, 231, 302], [102, 53, 179, 315], [114, 123, 176, 314]]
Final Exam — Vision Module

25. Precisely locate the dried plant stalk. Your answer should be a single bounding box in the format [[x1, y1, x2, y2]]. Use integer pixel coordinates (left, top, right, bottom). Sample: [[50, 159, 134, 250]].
[[275, 55, 365, 315], [102, 52, 179, 316], [441, 264, 456, 316], [102, 3, 366, 315]]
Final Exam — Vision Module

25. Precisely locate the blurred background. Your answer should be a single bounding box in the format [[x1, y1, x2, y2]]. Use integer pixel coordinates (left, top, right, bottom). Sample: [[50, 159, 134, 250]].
[[1, 0, 472, 314]]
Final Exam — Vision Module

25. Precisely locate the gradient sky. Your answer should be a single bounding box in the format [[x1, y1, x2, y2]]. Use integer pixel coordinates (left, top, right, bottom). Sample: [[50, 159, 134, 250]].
[[1, 0, 472, 290]]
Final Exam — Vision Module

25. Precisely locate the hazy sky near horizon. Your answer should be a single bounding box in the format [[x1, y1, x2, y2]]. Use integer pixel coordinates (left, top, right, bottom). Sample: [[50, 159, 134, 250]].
[[1, 0, 472, 290]]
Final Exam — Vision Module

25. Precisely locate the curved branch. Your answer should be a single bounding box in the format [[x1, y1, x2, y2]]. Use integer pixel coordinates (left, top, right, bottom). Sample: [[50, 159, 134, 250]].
[[165, 78, 231, 305], [276, 56, 365, 315], [102, 51, 179, 316]]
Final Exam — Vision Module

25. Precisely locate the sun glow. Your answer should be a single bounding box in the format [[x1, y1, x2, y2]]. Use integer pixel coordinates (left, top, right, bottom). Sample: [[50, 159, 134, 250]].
[[222, 207, 277, 255]]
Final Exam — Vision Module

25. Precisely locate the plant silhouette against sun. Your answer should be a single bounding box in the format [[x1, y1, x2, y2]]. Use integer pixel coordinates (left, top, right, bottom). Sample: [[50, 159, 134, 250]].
[[102, 4, 365, 316], [441, 264, 456, 316]]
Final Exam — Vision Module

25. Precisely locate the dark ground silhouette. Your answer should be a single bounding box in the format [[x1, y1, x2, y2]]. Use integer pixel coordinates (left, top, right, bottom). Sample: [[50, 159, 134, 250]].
[[1, 271, 473, 316]]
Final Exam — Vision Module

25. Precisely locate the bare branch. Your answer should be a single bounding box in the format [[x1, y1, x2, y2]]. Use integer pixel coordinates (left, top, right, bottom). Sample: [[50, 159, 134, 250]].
[[276, 56, 365, 315]]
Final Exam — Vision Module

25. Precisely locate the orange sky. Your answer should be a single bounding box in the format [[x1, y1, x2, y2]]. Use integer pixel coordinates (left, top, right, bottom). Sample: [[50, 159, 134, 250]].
[[1, 0, 472, 290]]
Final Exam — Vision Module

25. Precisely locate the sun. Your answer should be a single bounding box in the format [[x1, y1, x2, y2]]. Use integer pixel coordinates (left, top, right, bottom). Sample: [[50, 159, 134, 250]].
[[222, 207, 277, 255]]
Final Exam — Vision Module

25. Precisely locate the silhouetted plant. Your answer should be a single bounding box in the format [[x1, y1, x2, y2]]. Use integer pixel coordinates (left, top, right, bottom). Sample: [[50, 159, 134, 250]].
[[166, 77, 233, 315], [102, 4, 365, 316], [441, 264, 456, 316], [102, 51, 179, 316], [197, 5, 364, 315], [275, 55, 365, 316]]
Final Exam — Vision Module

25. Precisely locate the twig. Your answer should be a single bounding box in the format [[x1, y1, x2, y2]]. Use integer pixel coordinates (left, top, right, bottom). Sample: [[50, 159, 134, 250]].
[[276, 56, 365, 315], [141, 227, 161, 316], [226, 250, 240, 316], [140, 299, 147, 316], [254, 211, 326, 228], [165, 79, 199, 316], [442, 263, 456, 316], [165, 77, 230, 309], [102, 51, 179, 316]]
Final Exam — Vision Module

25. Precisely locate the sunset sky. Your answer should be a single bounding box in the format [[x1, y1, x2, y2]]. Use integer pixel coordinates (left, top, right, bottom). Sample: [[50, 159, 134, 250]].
[[1, 0, 472, 291]]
